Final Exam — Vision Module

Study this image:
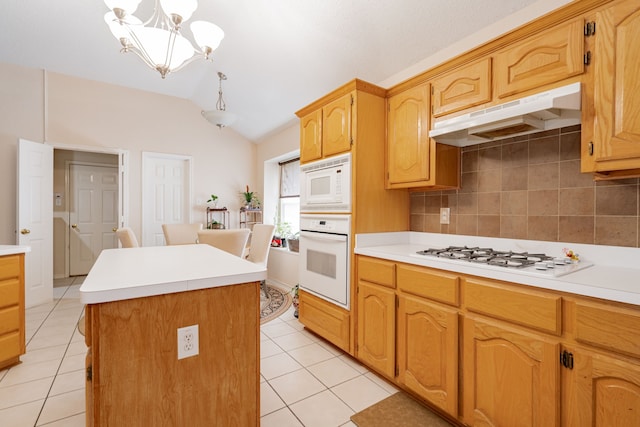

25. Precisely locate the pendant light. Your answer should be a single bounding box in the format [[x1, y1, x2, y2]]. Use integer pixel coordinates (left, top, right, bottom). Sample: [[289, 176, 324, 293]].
[[202, 72, 236, 129]]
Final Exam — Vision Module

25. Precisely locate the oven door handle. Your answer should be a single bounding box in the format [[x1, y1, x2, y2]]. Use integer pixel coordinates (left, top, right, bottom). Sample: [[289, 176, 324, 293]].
[[300, 231, 347, 242]]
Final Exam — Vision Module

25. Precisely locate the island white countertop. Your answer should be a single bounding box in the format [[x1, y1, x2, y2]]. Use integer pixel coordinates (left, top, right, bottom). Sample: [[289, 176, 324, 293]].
[[355, 232, 640, 306], [0, 245, 31, 256], [80, 244, 267, 304]]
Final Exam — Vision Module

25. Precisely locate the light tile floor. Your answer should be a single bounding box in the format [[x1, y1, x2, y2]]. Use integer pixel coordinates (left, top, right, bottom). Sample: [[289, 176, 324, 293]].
[[1, 277, 397, 426]]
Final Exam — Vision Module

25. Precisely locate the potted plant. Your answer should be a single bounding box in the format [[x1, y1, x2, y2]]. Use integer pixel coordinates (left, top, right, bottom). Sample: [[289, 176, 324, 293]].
[[207, 219, 224, 229], [241, 185, 260, 208], [272, 218, 292, 248], [207, 194, 219, 208], [291, 284, 299, 318], [286, 231, 300, 253]]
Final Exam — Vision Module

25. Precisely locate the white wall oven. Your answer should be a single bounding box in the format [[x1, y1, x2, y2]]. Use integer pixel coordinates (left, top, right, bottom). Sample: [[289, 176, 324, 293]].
[[299, 214, 350, 310], [300, 153, 351, 213]]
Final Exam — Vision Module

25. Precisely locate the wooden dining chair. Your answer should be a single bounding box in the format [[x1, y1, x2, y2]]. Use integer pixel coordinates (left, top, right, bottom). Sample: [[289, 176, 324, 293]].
[[162, 223, 203, 245], [116, 227, 139, 248], [197, 229, 251, 257]]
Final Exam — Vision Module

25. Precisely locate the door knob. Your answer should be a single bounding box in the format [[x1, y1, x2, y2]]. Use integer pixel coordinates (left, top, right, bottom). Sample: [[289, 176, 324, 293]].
[[71, 224, 78, 229], [112, 227, 118, 232], [20, 229, 30, 235]]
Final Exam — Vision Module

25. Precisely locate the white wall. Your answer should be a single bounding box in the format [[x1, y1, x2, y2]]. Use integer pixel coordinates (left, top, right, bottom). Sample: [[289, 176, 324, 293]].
[[0, 63, 258, 247]]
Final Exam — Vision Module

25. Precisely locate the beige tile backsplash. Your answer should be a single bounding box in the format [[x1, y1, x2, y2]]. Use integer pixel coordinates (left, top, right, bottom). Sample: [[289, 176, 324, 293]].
[[409, 126, 640, 248]]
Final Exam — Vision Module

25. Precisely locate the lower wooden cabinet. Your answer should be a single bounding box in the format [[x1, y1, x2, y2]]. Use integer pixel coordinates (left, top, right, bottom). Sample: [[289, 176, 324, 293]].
[[299, 289, 350, 352], [397, 294, 458, 416], [562, 345, 640, 427], [357, 281, 395, 378], [0, 254, 25, 370], [354, 255, 640, 426], [462, 315, 560, 427]]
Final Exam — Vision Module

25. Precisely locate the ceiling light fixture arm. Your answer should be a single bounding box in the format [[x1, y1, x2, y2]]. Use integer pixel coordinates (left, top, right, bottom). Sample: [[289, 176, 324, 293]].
[[104, 0, 224, 79]]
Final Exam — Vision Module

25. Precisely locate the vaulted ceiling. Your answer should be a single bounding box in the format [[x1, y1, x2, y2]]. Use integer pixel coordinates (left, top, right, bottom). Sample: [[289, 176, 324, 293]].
[[1, 0, 545, 142]]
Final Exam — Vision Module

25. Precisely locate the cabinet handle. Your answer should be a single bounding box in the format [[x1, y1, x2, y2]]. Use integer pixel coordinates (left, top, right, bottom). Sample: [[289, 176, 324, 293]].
[[588, 142, 594, 156], [20, 228, 30, 235]]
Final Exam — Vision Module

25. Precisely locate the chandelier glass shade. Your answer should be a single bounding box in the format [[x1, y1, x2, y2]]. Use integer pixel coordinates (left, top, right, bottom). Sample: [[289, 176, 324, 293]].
[[103, 0, 224, 78], [202, 72, 236, 129]]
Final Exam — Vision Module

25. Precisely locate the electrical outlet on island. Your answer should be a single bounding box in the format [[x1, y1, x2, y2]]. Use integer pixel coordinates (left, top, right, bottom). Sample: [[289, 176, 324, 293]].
[[177, 324, 199, 360]]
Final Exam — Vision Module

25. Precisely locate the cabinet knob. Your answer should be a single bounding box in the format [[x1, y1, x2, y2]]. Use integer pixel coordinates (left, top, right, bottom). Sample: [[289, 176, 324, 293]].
[[112, 227, 118, 232], [71, 224, 78, 229], [20, 228, 30, 235]]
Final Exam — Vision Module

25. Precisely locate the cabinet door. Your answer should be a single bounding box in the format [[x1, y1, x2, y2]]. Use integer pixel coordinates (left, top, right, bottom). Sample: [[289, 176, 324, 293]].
[[463, 316, 560, 427], [583, 1, 640, 174], [563, 346, 640, 427], [300, 109, 322, 163], [432, 58, 492, 117], [387, 84, 432, 186], [494, 19, 584, 98], [322, 93, 352, 158], [397, 294, 458, 417], [357, 281, 395, 378]]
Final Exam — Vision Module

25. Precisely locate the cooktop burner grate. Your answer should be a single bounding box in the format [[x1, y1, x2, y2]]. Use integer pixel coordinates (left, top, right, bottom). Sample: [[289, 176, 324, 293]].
[[415, 246, 562, 269]]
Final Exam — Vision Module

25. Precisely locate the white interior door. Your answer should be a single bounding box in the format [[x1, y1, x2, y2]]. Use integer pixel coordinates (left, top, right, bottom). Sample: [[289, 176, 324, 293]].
[[69, 164, 119, 276], [17, 139, 53, 308], [142, 153, 192, 246]]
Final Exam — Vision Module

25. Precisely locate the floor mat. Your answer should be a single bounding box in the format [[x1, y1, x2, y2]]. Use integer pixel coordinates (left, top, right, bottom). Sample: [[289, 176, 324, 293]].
[[351, 391, 455, 427]]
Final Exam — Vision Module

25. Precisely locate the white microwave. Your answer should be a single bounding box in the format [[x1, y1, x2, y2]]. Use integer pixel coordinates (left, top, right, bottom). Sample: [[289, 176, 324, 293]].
[[300, 153, 351, 212]]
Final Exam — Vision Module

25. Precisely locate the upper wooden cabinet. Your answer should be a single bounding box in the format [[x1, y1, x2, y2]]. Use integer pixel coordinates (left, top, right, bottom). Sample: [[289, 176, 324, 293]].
[[386, 84, 460, 190], [299, 92, 352, 163], [387, 84, 431, 186], [494, 19, 584, 99], [432, 58, 492, 118], [582, 0, 640, 177], [323, 94, 353, 158], [299, 109, 322, 163]]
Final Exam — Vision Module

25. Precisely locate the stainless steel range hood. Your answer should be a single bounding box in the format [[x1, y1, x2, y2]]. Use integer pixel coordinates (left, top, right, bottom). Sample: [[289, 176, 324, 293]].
[[429, 82, 581, 147]]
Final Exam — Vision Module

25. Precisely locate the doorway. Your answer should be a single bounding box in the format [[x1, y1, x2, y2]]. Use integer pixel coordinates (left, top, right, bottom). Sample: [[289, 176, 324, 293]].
[[18, 140, 128, 308], [68, 163, 119, 276], [53, 148, 123, 280]]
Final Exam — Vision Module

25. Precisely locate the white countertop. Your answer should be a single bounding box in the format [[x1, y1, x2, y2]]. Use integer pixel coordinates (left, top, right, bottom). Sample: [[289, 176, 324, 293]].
[[0, 245, 31, 256], [355, 232, 640, 306], [80, 244, 267, 304]]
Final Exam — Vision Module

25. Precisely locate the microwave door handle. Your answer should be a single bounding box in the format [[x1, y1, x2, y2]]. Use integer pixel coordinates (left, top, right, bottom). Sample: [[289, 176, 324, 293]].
[[300, 231, 347, 242]]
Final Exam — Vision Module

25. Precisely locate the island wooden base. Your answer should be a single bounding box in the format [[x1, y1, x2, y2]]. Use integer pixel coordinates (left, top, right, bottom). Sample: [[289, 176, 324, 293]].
[[85, 281, 260, 426]]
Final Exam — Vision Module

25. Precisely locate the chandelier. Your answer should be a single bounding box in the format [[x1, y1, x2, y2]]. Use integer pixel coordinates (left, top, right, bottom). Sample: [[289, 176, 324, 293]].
[[202, 72, 236, 129], [103, 0, 225, 79]]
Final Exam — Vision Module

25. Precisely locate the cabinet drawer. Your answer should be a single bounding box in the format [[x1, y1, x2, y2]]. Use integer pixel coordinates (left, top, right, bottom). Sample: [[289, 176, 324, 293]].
[[464, 278, 561, 335], [0, 255, 20, 281], [299, 290, 350, 352], [575, 301, 640, 359], [0, 306, 19, 335], [358, 257, 395, 288], [0, 278, 20, 308], [494, 19, 584, 98], [397, 264, 460, 306], [0, 331, 21, 363]]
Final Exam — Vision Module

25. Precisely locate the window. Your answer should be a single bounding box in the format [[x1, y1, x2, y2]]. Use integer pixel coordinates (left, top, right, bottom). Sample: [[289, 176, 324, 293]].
[[278, 158, 300, 235]]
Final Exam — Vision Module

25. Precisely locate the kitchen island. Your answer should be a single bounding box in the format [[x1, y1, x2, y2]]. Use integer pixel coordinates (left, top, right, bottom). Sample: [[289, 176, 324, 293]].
[[80, 244, 266, 427]]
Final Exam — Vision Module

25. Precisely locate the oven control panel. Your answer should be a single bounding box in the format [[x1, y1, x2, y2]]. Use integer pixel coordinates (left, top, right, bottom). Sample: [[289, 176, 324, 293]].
[[300, 214, 351, 234]]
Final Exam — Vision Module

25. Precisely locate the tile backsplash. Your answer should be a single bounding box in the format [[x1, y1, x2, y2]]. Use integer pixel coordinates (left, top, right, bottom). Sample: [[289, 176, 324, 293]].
[[410, 126, 640, 248]]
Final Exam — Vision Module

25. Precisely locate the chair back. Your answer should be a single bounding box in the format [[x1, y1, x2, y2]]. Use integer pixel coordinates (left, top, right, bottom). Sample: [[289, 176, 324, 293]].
[[246, 224, 275, 267], [116, 227, 139, 248], [197, 229, 251, 258], [162, 223, 203, 245]]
